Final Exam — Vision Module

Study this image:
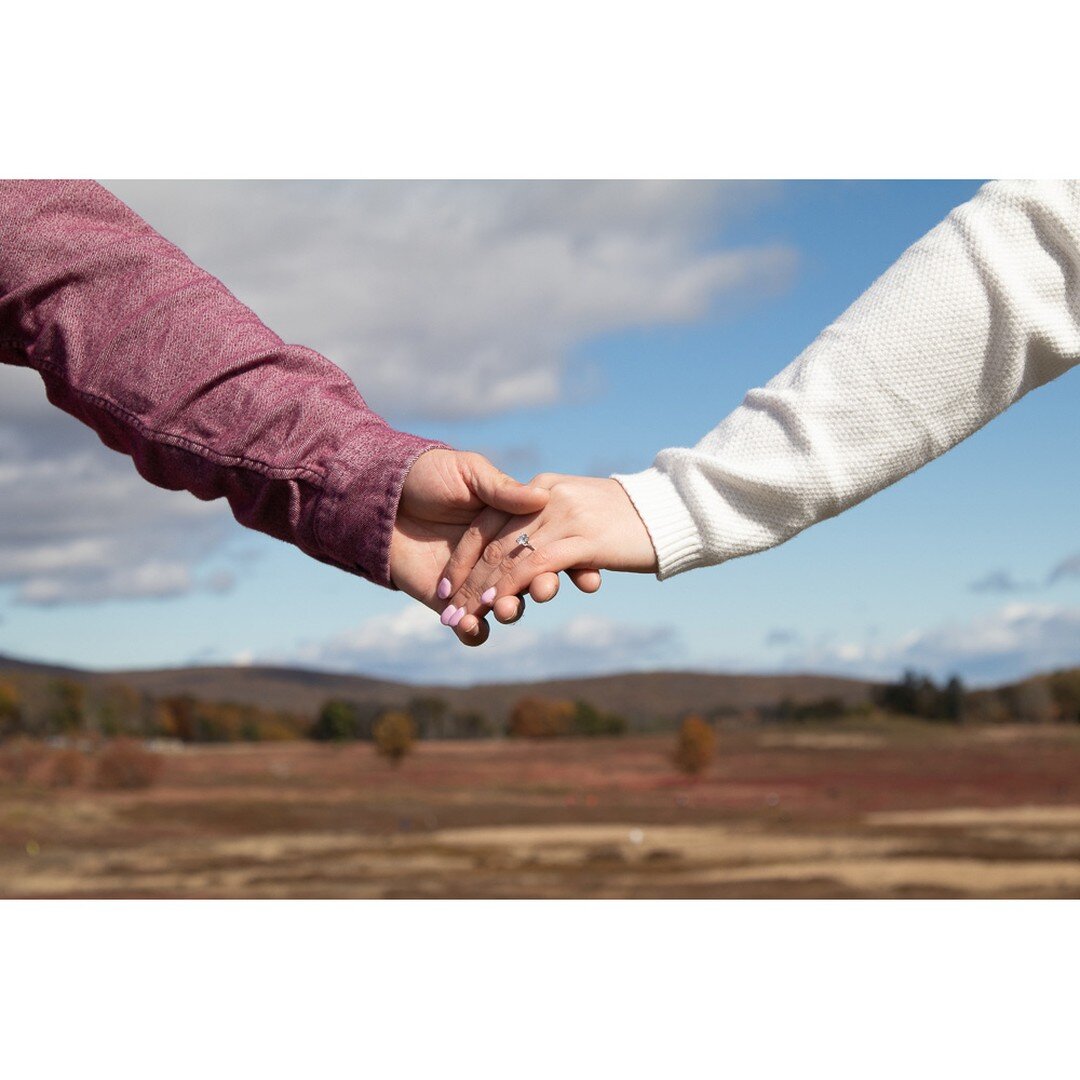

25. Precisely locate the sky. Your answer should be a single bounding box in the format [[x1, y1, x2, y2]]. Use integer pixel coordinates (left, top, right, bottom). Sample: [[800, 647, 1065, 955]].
[[2, 179, 1079, 687]]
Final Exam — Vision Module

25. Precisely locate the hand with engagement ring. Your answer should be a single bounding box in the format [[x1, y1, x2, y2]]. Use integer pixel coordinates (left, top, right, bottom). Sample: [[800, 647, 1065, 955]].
[[424, 473, 607, 633], [434, 474, 659, 637]]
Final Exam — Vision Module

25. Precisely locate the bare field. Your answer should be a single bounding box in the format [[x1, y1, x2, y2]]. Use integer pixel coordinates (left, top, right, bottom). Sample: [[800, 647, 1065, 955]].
[[2, 726, 1080, 898]]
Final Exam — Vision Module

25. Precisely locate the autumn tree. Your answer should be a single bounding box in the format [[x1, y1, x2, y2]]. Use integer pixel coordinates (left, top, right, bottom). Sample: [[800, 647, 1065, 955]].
[[240, 708, 305, 741], [0, 679, 22, 739], [158, 695, 199, 742], [372, 711, 416, 766], [507, 697, 574, 738], [673, 714, 716, 776]]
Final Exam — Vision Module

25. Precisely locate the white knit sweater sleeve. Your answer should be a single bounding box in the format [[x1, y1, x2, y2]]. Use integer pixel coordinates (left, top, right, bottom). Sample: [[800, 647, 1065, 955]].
[[613, 179, 1080, 580]]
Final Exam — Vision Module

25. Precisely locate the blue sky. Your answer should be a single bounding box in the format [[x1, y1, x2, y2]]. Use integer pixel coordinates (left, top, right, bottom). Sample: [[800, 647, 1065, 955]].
[[2, 180, 1078, 686]]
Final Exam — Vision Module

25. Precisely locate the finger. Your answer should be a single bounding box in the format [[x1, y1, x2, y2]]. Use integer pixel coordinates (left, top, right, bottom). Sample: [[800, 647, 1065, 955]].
[[494, 594, 525, 624], [568, 568, 602, 594], [466, 455, 550, 516], [460, 580, 543, 635], [458, 585, 525, 637], [447, 525, 536, 617], [453, 614, 489, 647], [452, 530, 582, 625], [437, 505, 512, 602], [530, 572, 560, 603]]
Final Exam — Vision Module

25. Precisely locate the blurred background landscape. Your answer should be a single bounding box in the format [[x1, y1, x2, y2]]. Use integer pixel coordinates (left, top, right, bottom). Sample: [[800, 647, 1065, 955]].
[[2, 180, 1079, 898], [2, 653, 1080, 898]]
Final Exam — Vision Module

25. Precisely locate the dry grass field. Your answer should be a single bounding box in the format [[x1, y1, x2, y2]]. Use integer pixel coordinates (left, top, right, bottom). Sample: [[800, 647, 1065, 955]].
[[3, 724, 1080, 898]]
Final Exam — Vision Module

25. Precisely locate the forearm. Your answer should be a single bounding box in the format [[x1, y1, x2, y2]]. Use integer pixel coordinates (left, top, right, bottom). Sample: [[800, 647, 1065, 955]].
[[615, 179, 1080, 579], [0, 180, 443, 587]]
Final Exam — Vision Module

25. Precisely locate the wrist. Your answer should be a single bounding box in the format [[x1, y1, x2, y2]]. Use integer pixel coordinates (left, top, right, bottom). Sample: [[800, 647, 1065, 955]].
[[605, 478, 660, 573], [611, 468, 704, 579], [322, 433, 450, 588]]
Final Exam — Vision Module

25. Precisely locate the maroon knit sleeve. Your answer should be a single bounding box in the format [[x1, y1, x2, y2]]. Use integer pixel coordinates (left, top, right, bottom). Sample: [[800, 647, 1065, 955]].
[[0, 180, 447, 588]]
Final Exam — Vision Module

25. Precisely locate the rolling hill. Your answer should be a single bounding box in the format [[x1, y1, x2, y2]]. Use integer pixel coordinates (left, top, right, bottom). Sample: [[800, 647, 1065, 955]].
[[0, 652, 876, 727]]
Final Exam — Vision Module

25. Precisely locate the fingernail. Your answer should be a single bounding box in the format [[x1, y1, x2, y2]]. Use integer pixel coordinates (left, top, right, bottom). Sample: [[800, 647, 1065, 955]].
[[448, 606, 466, 628], [440, 603, 456, 625], [481, 587, 497, 605], [437, 577, 452, 600], [460, 616, 478, 635]]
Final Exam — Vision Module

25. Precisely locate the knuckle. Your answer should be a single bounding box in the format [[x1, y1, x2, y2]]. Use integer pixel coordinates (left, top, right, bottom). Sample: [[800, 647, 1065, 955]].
[[455, 578, 485, 605], [481, 540, 505, 568]]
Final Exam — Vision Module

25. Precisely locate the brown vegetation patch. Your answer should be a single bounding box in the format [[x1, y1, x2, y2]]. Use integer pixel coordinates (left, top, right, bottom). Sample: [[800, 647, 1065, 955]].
[[3, 728, 1080, 897]]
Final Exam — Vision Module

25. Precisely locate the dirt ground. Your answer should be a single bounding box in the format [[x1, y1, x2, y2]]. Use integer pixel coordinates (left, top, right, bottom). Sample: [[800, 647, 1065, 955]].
[[3, 725, 1080, 898]]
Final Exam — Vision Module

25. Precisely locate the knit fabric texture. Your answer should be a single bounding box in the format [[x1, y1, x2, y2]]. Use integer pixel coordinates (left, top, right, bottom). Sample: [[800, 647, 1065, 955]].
[[614, 180, 1080, 579], [0, 180, 447, 588]]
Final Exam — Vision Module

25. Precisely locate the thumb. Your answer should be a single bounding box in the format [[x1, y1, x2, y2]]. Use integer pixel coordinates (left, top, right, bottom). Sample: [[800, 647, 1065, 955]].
[[467, 456, 549, 515]]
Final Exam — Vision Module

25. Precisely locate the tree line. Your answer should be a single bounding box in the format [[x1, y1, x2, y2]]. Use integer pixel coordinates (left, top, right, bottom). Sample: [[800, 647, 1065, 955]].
[[2, 666, 1079, 754], [0, 677, 636, 745], [869, 669, 1080, 725], [0, 680, 693, 777]]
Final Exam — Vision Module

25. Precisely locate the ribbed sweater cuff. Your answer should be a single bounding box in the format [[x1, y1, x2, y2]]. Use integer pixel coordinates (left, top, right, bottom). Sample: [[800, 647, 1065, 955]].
[[611, 466, 707, 581]]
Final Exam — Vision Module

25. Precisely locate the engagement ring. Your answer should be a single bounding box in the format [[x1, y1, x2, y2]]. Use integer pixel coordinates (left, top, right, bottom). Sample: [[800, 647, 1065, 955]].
[[516, 532, 535, 551]]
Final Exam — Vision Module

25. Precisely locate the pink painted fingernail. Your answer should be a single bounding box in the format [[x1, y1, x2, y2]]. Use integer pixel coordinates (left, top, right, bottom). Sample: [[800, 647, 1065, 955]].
[[448, 606, 466, 628], [440, 603, 456, 625], [481, 587, 497, 605], [437, 577, 452, 600]]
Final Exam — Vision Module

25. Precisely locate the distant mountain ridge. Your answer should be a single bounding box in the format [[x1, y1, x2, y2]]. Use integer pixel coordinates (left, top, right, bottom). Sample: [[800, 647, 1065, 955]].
[[0, 652, 876, 726]]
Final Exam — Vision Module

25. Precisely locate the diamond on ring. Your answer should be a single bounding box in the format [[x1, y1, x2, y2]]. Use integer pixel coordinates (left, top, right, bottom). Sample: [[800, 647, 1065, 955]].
[[516, 532, 534, 550]]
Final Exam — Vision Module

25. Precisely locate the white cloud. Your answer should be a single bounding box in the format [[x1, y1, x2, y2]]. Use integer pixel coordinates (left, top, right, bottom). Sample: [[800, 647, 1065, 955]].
[[102, 180, 796, 421], [0, 369, 234, 605], [774, 602, 1080, 686], [285, 606, 680, 685]]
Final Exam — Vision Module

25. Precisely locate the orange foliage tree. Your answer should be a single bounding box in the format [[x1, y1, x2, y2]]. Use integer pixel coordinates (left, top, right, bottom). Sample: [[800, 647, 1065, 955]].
[[673, 714, 716, 776], [507, 697, 575, 738], [373, 711, 416, 766], [0, 679, 22, 738]]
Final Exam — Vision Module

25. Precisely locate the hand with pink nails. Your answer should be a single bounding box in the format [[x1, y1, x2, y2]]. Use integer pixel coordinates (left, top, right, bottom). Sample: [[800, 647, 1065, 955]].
[[437, 474, 657, 635], [389, 451, 606, 645]]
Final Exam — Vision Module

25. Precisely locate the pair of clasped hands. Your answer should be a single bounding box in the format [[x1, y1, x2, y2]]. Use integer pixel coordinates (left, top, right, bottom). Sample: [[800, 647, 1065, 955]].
[[390, 449, 658, 645]]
